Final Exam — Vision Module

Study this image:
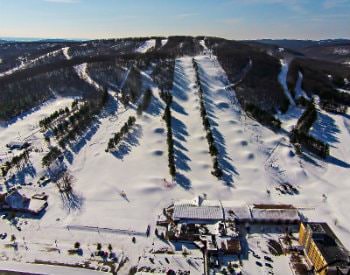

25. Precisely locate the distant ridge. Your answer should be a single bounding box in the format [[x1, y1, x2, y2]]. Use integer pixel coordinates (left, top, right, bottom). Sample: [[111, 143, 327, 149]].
[[0, 37, 86, 43], [252, 39, 350, 50]]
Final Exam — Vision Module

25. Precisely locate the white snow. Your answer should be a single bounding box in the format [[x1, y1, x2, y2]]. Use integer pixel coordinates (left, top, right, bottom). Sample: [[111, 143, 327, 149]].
[[73, 63, 102, 91], [173, 205, 223, 221], [0, 48, 65, 77], [0, 262, 108, 275], [62, 47, 71, 60], [338, 88, 350, 95], [161, 39, 168, 47], [294, 71, 310, 99], [278, 59, 295, 106], [1, 51, 350, 274], [135, 39, 156, 53], [333, 48, 350, 55]]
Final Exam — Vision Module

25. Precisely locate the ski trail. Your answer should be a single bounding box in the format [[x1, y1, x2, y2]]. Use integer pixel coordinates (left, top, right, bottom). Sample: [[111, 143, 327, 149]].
[[278, 59, 295, 106], [0, 48, 64, 77], [295, 71, 310, 99], [74, 63, 102, 92], [62, 47, 71, 60], [135, 39, 156, 53], [119, 65, 132, 91], [171, 57, 217, 190]]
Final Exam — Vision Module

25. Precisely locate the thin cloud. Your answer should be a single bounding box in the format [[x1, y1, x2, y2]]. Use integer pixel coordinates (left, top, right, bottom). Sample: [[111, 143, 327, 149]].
[[43, 0, 80, 3], [227, 0, 306, 14], [323, 0, 350, 9], [175, 13, 199, 19]]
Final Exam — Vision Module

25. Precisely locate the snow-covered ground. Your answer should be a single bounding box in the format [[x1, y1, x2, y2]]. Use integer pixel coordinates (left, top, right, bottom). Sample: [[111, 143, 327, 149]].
[[0, 262, 108, 275], [1, 47, 350, 274], [278, 59, 295, 106], [135, 39, 156, 53], [0, 48, 65, 77], [161, 39, 168, 47], [294, 72, 310, 99], [73, 63, 102, 91]]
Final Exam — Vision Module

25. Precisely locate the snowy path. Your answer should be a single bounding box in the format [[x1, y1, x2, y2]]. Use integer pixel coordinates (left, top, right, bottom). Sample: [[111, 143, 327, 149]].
[[278, 59, 295, 106], [135, 39, 156, 53], [0, 48, 64, 77], [74, 63, 102, 92], [171, 57, 217, 190], [0, 262, 108, 275], [195, 54, 284, 198]]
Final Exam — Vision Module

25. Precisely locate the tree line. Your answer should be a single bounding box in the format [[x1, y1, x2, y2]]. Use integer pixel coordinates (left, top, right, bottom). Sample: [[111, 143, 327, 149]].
[[1, 149, 30, 178], [106, 116, 137, 152], [193, 59, 223, 178], [290, 101, 329, 159], [161, 91, 176, 177], [244, 103, 281, 130]]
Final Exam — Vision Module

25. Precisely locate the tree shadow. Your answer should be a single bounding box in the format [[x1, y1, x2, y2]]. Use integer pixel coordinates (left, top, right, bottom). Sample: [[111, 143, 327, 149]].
[[310, 112, 340, 147], [2, 98, 54, 127], [171, 100, 188, 116], [172, 61, 191, 102], [5, 163, 37, 187], [174, 147, 191, 172], [112, 124, 142, 160], [63, 149, 74, 165], [196, 63, 239, 186], [302, 150, 350, 169], [145, 94, 164, 116], [71, 121, 101, 154], [326, 155, 350, 168], [172, 116, 189, 142], [60, 189, 84, 213], [100, 93, 119, 118], [175, 173, 191, 190]]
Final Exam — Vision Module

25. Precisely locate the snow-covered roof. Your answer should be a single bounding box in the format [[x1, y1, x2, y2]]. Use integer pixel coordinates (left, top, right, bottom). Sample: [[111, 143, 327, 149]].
[[215, 235, 240, 252], [173, 205, 223, 221], [224, 206, 252, 221], [6, 141, 29, 149], [5, 190, 29, 209], [3, 190, 47, 214], [174, 196, 221, 207], [28, 199, 47, 214], [251, 205, 300, 221]]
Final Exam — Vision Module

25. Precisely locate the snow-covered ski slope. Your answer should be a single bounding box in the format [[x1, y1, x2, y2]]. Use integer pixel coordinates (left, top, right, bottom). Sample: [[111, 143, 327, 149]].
[[135, 39, 156, 53], [1, 43, 350, 272]]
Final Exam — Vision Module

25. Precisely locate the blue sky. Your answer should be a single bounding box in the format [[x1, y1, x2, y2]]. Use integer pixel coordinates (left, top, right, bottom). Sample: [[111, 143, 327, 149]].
[[0, 0, 349, 40]]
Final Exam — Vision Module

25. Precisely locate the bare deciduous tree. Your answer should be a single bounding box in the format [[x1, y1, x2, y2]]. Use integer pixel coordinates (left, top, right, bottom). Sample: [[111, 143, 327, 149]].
[[58, 171, 75, 192]]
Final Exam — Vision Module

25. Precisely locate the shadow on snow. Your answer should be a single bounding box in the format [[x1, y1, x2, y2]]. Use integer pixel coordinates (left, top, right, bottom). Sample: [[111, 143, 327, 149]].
[[112, 124, 143, 160]]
